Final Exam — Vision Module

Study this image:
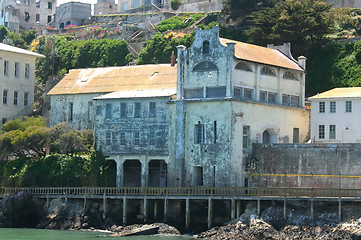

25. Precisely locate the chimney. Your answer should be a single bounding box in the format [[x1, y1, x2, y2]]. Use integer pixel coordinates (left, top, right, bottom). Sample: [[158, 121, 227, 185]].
[[298, 56, 307, 70], [171, 51, 176, 67]]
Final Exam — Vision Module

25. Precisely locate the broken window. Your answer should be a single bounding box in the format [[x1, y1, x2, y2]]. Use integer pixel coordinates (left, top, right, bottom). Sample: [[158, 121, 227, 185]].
[[243, 88, 253, 100], [134, 102, 141, 118], [206, 87, 226, 98], [202, 40, 209, 55], [195, 122, 204, 144], [25, 12, 30, 22], [193, 61, 218, 71], [184, 88, 203, 99], [235, 62, 252, 72], [105, 103, 112, 119], [260, 66, 276, 76], [283, 71, 298, 80], [149, 102, 156, 118], [234, 87, 242, 99], [120, 103, 127, 118]]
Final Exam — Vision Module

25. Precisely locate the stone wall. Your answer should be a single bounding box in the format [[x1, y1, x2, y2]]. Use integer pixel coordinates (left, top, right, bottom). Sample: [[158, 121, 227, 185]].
[[250, 143, 361, 189]]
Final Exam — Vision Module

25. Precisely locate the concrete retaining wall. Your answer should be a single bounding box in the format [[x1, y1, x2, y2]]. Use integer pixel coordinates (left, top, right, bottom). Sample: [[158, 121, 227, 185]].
[[250, 143, 361, 189]]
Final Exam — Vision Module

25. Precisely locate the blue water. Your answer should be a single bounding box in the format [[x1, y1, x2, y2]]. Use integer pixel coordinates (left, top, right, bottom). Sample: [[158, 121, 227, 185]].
[[0, 228, 194, 240]]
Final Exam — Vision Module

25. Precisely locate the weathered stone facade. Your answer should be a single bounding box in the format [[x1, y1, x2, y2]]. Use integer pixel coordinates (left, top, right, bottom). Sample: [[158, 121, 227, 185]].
[[54, 2, 91, 29]]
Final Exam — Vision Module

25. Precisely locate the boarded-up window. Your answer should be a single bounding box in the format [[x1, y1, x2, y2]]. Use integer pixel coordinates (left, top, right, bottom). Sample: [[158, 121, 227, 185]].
[[206, 87, 226, 98]]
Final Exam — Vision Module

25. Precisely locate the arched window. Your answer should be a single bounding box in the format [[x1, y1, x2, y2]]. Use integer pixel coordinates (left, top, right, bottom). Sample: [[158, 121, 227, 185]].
[[203, 40, 209, 55], [193, 61, 218, 71], [260, 66, 276, 76], [235, 62, 252, 72], [283, 71, 298, 80]]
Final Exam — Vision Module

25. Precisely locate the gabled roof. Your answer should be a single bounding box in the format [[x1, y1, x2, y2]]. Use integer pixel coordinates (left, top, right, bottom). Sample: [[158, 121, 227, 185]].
[[0, 43, 45, 58], [47, 64, 177, 95], [219, 38, 303, 71], [309, 87, 361, 100]]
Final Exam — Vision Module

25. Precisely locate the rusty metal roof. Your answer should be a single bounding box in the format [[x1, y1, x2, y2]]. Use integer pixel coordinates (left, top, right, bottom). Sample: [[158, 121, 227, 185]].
[[309, 87, 361, 100], [47, 64, 177, 95], [219, 38, 303, 71]]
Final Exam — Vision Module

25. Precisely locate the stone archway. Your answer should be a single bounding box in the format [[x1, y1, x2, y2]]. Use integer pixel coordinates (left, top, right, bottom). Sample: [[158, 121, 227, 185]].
[[148, 160, 167, 187], [123, 160, 141, 187], [262, 128, 277, 143]]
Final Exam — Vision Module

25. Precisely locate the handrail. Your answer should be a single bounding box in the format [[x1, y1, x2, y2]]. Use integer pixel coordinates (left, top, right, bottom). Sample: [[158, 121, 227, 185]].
[[0, 187, 361, 199]]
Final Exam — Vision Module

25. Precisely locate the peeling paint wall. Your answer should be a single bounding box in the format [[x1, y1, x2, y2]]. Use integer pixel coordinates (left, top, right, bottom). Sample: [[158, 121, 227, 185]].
[[251, 143, 361, 189], [49, 93, 98, 130]]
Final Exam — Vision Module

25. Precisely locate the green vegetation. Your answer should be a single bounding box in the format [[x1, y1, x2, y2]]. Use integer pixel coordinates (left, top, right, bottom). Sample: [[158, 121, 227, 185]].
[[171, 0, 182, 11], [0, 117, 115, 187], [156, 13, 204, 32]]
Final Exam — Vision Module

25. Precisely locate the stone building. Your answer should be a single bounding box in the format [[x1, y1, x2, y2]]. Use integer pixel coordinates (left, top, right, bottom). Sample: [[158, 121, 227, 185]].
[[53, 1, 91, 29], [0, 0, 56, 30], [48, 27, 310, 188], [0, 43, 45, 127], [94, 0, 117, 16], [326, 0, 361, 8], [309, 87, 361, 143]]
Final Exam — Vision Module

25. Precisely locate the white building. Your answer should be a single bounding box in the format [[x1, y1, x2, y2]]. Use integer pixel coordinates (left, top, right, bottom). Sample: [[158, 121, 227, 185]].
[[0, 43, 45, 126], [0, 0, 56, 30], [309, 87, 361, 143]]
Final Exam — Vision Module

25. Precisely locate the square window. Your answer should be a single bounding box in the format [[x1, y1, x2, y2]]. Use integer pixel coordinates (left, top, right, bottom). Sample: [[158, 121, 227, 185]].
[[268, 92, 277, 103], [282, 94, 289, 105], [319, 102, 325, 113], [243, 88, 253, 100], [291, 96, 299, 107], [259, 90, 267, 102], [234, 87, 242, 99]]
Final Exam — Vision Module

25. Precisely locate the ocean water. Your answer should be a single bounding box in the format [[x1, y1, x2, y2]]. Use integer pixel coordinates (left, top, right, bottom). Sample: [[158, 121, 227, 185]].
[[0, 228, 194, 240]]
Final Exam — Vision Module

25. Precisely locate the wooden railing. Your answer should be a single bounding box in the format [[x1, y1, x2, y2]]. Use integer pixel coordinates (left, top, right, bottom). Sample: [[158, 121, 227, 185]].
[[1, 187, 361, 199]]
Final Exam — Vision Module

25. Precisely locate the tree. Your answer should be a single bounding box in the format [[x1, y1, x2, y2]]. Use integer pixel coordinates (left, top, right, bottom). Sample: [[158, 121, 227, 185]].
[[246, 0, 335, 56], [221, 0, 276, 21], [0, 26, 9, 42]]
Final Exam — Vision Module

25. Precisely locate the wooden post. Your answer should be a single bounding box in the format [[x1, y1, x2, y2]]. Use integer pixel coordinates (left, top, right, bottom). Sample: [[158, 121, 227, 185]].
[[164, 199, 168, 222], [103, 192, 106, 219], [208, 198, 213, 229], [186, 198, 190, 231], [310, 198, 314, 221], [231, 199, 235, 219], [236, 200, 241, 218], [154, 200, 158, 220], [143, 197, 147, 223], [123, 197, 127, 226], [338, 198, 342, 223], [283, 197, 287, 220]]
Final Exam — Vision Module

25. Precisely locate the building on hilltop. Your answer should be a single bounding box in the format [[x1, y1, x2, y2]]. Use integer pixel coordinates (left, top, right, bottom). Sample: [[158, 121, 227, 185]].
[[94, 0, 117, 16], [0, 43, 45, 127], [47, 27, 310, 188], [0, 0, 56, 30], [309, 87, 361, 143], [53, 1, 91, 29]]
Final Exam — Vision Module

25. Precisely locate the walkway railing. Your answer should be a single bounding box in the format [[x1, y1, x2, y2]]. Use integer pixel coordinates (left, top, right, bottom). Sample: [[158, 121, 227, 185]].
[[1, 187, 361, 199]]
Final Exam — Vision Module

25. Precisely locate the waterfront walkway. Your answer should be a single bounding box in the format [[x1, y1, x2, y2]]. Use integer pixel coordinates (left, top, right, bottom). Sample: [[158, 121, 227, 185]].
[[1, 187, 360, 228]]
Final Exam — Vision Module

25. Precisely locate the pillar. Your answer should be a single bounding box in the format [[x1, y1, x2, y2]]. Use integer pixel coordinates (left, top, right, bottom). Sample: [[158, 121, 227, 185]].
[[208, 199, 213, 229], [115, 156, 123, 187], [123, 197, 127, 226], [143, 197, 147, 223], [338, 198, 342, 223], [154, 200, 158, 220], [164, 199, 168, 222], [231, 199, 235, 219], [283, 198, 287, 220], [257, 198, 261, 216], [83, 194, 87, 212], [236, 200, 241, 218], [310, 198, 314, 221], [141, 155, 148, 187], [186, 198, 190, 231], [103, 192, 106, 219]]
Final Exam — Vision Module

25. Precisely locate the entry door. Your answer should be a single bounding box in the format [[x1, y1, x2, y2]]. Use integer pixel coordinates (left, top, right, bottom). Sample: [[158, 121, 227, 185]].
[[159, 162, 167, 187]]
